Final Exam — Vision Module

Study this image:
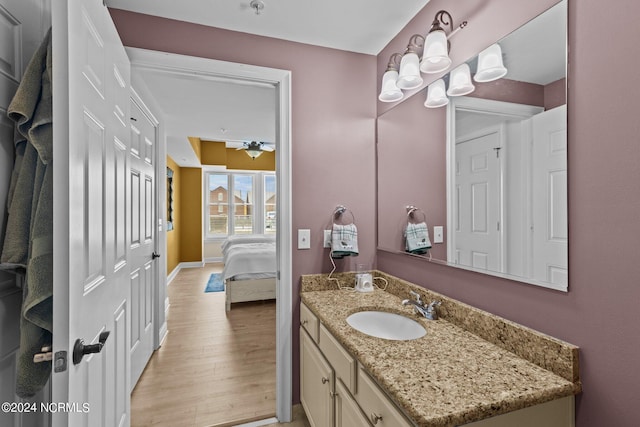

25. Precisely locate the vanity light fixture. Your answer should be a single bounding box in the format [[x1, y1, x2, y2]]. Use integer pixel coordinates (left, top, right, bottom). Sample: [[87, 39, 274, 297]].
[[447, 63, 475, 96], [420, 11, 459, 74], [378, 10, 467, 102], [397, 35, 425, 90], [378, 53, 404, 102], [474, 43, 508, 82], [424, 78, 449, 108]]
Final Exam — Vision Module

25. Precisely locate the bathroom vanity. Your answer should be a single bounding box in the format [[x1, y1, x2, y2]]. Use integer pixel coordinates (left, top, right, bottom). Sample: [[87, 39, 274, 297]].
[[299, 272, 580, 427]]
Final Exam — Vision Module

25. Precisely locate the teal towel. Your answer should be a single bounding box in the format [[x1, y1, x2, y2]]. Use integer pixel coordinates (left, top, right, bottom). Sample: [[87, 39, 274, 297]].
[[405, 222, 432, 255], [331, 223, 359, 259], [0, 28, 53, 398]]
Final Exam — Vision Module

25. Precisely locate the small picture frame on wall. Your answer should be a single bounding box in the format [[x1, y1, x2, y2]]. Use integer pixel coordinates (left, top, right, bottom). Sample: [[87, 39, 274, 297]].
[[167, 167, 174, 231]]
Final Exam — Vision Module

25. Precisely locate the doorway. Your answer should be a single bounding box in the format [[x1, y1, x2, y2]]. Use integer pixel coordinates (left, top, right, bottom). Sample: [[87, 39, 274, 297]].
[[126, 48, 293, 423]]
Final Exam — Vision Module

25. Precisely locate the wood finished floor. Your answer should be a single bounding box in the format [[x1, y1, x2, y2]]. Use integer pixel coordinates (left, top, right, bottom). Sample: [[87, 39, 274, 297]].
[[131, 263, 281, 427]]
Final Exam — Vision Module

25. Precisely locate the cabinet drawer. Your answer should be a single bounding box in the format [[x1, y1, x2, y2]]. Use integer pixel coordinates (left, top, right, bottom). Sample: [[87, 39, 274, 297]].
[[356, 367, 413, 427], [300, 302, 319, 343], [319, 323, 357, 394]]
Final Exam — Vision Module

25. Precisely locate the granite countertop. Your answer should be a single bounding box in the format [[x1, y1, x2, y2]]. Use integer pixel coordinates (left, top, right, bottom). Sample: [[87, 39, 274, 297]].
[[301, 272, 581, 427]]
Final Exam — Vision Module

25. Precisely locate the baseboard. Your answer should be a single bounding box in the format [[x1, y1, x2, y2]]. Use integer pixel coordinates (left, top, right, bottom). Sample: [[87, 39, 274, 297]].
[[180, 261, 205, 269], [167, 261, 205, 285], [204, 257, 223, 263], [167, 265, 180, 285], [158, 321, 168, 347]]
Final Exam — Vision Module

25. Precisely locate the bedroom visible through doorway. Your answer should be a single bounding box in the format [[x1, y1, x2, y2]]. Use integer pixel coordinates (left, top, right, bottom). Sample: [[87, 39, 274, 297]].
[[127, 48, 292, 424]]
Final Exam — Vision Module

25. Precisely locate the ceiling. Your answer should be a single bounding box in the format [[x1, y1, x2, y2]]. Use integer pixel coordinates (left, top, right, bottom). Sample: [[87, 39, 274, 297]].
[[111, 0, 565, 168], [109, 0, 430, 167], [108, 0, 429, 55]]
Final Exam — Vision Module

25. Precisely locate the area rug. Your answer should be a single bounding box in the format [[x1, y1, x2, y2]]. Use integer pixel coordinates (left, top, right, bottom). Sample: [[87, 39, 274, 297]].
[[204, 273, 224, 293]]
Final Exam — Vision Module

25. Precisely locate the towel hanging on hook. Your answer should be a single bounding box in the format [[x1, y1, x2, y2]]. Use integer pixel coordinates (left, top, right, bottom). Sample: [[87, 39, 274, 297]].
[[330, 205, 358, 258], [404, 205, 431, 254]]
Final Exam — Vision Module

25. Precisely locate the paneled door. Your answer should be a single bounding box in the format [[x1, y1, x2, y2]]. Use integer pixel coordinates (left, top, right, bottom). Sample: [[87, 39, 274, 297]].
[[129, 97, 157, 389], [531, 105, 568, 286], [454, 126, 503, 271], [52, 0, 132, 425]]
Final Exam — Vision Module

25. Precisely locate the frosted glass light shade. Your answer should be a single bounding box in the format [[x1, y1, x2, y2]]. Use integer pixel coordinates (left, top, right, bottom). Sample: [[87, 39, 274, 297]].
[[447, 63, 475, 96], [474, 43, 507, 82], [420, 30, 451, 74], [424, 79, 449, 108], [246, 149, 263, 159], [378, 70, 404, 102], [397, 52, 423, 90]]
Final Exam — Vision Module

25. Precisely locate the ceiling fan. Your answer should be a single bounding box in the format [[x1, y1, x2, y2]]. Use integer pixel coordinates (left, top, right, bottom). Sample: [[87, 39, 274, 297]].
[[237, 141, 275, 159]]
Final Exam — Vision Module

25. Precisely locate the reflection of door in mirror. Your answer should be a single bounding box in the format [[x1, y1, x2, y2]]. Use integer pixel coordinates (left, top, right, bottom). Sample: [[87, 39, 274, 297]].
[[530, 105, 567, 286], [447, 98, 566, 288], [454, 125, 503, 271]]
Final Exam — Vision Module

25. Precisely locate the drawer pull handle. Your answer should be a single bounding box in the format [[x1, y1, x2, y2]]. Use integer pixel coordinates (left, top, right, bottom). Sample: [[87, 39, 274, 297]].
[[321, 377, 329, 384], [371, 413, 383, 425], [301, 320, 309, 325], [330, 391, 337, 398]]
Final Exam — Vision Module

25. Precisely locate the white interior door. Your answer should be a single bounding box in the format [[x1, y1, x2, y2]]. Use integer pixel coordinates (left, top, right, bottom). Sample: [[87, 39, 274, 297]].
[[52, 0, 132, 425], [129, 98, 156, 389], [531, 105, 568, 286], [454, 127, 502, 271]]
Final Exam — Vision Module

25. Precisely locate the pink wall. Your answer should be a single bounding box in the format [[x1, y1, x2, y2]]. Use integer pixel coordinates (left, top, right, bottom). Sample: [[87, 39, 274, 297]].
[[470, 78, 545, 107], [545, 78, 567, 110], [377, 1, 640, 426], [377, 90, 447, 259], [109, 9, 377, 404]]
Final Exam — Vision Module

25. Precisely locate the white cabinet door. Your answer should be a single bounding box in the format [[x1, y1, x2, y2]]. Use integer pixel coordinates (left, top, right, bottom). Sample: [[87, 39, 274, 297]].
[[300, 330, 334, 427], [52, 0, 131, 425], [335, 379, 369, 427]]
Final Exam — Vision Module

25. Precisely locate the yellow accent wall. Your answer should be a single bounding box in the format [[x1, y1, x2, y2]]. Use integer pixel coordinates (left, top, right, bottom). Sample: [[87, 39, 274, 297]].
[[188, 136, 202, 163], [179, 167, 203, 262], [199, 139, 276, 171], [226, 148, 275, 171], [200, 140, 227, 166], [166, 156, 181, 276]]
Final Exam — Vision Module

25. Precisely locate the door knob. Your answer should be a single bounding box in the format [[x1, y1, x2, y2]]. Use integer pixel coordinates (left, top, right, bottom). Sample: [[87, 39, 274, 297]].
[[73, 331, 110, 365], [152, 252, 161, 259]]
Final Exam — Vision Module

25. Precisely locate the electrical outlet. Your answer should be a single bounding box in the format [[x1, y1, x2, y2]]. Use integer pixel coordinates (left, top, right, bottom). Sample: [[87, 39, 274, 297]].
[[323, 230, 332, 248]]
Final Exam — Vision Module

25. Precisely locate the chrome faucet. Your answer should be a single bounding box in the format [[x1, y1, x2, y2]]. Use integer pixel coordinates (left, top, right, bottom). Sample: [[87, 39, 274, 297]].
[[402, 291, 441, 320]]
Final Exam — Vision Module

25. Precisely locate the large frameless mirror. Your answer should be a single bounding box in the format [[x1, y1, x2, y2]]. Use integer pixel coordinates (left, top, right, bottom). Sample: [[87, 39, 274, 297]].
[[376, 0, 568, 291]]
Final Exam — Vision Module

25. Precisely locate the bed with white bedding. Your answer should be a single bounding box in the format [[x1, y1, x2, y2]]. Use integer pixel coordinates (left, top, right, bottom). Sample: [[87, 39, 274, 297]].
[[222, 236, 276, 311]]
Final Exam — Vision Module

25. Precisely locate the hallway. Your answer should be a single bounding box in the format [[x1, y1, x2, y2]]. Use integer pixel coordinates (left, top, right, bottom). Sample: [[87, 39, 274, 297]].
[[131, 264, 276, 426]]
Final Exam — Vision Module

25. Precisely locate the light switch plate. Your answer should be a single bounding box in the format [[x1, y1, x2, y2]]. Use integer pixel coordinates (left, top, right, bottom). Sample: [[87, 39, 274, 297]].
[[298, 229, 311, 249], [323, 230, 332, 248], [434, 226, 444, 244]]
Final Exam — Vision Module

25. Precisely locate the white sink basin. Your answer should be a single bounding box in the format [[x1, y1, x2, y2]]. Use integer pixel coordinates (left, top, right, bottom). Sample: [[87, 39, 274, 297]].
[[346, 311, 426, 340]]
